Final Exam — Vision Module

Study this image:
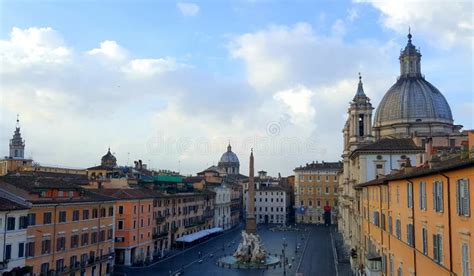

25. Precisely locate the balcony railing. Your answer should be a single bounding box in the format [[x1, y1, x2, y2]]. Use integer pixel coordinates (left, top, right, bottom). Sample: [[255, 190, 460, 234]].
[[152, 232, 168, 239], [156, 216, 166, 224], [184, 220, 206, 229]]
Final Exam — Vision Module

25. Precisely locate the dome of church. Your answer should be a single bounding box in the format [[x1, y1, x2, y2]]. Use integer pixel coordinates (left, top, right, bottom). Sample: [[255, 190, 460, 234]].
[[219, 144, 239, 163], [374, 77, 453, 125], [374, 32, 454, 131], [101, 148, 117, 168]]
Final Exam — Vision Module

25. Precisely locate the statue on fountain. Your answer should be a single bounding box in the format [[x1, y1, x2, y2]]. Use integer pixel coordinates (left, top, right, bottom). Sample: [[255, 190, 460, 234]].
[[233, 231, 267, 263]]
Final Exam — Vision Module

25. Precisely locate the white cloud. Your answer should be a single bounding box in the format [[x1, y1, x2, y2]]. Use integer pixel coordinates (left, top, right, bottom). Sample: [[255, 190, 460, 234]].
[[357, 0, 473, 49], [274, 85, 315, 125], [87, 40, 127, 60], [177, 2, 200, 17], [122, 58, 185, 77], [0, 27, 72, 72], [331, 19, 346, 37]]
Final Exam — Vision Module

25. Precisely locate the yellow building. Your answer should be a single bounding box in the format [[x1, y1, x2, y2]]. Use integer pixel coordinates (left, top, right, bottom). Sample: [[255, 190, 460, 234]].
[[355, 158, 473, 276], [294, 161, 342, 224]]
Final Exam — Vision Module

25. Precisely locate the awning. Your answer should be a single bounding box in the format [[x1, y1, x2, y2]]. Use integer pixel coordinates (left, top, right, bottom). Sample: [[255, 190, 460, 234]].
[[175, 227, 224, 243], [205, 227, 223, 235], [176, 230, 209, 243]]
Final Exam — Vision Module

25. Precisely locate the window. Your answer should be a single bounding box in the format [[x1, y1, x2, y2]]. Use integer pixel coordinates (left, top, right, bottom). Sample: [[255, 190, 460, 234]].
[[100, 208, 106, 217], [108, 229, 113, 240], [109, 206, 114, 216], [18, 242, 24, 258], [433, 234, 443, 264], [5, 244, 11, 260], [56, 259, 64, 272], [41, 239, 51, 254], [91, 232, 98, 244], [433, 181, 444, 212], [396, 185, 400, 204], [407, 224, 414, 246], [70, 234, 79, 248], [56, 237, 66, 251], [43, 212, 52, 224], [118, 220, 124, 230], [73, 210, 80, 221], [26, 242, 35, 257], [397, 266, 403, 276], [7, 217, 15, 230], [457, 179, 470, 216], [419, 181, 427, 210], [92, 208, 98, 218], [27, 213, 36, 226], [70, 255, 78, 268], [407, 182, 413, 208], [395, 219, 401, 239], [381, 213, 386, 230], [81, 233, 89, 246], [118, 206, 124, 215], [388, 216, 393, 234], [40, 263, 49, 275], [58, 211, 66, 223], [462, 243, 470, 276], [100, 230, 106, 242], [422, 228, 428, 255], [373, 211, 380, 227], [83, 209, 89, 220], [389, 255, 394, 276]]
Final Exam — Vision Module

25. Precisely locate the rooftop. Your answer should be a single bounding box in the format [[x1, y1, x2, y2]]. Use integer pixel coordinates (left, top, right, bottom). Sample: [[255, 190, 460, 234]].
[[294, 161, 342, 172]]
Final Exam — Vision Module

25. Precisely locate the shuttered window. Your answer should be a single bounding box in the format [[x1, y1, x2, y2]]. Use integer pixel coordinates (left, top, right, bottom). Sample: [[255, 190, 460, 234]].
[[433, 234, 443, 264], [407, 224, 414, 246], [419, 181, 427, 210], [433, 181, 444, 213], [407, 182, 413, 208], [396, 219, 401, 239], [457, 179, 470, 216], [422, 228, 428, 255], [462, 243, 470, 276]]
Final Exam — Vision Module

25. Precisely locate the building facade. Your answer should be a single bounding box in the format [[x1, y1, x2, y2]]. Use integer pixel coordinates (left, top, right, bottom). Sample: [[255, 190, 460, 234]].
[[0, 192, 30, 275], [243, 171, 290, 225], [355, 158, 473, 276], [294, 161, 342, 224], [0, 175, 116, 276], [338, 32, 470, 274], [211, 185, 231, 230]]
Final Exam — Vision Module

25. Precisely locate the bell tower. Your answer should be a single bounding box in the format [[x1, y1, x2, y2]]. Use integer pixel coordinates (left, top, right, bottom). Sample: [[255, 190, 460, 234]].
[[9, 115, 25, 159], [348, 74, 374, 150]]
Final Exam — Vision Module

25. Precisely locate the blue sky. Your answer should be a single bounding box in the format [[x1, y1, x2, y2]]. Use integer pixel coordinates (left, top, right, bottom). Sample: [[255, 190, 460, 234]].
[[0, 0, 472, 175]]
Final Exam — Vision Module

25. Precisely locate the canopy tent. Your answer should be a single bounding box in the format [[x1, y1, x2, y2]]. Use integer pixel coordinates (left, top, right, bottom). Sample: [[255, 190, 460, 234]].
[[175, 227, 224, 243]]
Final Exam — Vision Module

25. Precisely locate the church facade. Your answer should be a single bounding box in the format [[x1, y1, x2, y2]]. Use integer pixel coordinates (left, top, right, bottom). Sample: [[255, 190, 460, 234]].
[[337, 32, 470, 275]]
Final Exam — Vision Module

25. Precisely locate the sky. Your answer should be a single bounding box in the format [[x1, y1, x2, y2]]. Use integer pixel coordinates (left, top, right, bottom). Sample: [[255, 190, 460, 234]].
[[0, 0, 473, 176]]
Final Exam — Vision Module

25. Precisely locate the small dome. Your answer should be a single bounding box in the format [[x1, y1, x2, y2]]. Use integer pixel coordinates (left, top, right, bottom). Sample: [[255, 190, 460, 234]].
[[101, 148, 117, 168], [374, 76, 453, 126], [219, 144, 239, 163]]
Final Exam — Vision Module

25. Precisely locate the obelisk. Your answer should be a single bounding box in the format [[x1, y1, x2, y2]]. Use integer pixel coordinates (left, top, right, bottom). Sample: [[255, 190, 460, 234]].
[[246, 149, 257, 234]]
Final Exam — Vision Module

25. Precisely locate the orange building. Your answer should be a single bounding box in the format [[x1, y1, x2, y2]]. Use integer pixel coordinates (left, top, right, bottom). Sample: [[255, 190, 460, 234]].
[[96, 189, 158, 266], [0, 175, 116, 276], [355, 158, 473, 276]]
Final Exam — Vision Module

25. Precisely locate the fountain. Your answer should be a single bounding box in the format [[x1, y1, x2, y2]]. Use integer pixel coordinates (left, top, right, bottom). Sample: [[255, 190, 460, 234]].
[[217, 150, 280, 269]]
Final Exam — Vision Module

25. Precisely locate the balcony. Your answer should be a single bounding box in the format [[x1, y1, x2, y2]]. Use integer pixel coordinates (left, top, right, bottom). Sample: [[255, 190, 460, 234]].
[[156, 216, 166, 224], [153, 232, 168, 239], [63, 253, 115, 273], [184, 220, 206, 229]]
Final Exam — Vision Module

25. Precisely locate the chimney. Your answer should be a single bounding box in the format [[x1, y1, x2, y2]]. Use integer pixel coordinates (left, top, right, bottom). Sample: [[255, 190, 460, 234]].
[[139, 160, 143, 170], [425, 137, 433, 163]]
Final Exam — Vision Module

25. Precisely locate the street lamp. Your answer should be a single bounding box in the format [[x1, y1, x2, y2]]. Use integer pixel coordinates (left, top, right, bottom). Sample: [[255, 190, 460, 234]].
[[282, 237, 288, 275]]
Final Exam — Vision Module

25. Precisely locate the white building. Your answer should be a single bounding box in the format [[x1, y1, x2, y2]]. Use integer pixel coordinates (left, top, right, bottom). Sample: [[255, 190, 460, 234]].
[[0, 190, 30, 274], [211, 184, 232, 230], [243, 171, 290, 225]]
